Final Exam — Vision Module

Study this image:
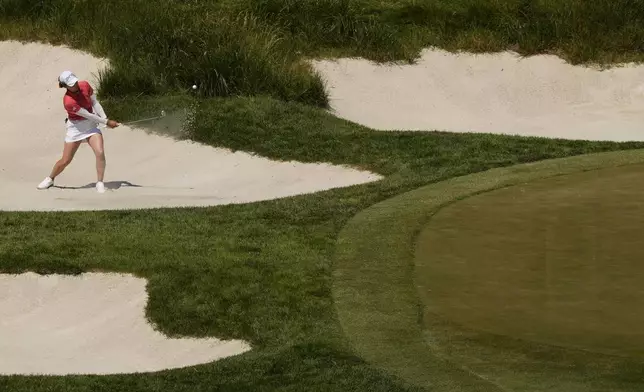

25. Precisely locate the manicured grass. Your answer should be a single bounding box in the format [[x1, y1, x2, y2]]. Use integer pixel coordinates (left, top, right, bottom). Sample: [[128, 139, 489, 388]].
[[417, 163, 644, 358], [334, 148, 644, 391]]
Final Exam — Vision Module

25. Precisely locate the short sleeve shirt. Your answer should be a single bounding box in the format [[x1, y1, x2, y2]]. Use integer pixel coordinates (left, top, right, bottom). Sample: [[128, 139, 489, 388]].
[[63, 81, 94, 120]]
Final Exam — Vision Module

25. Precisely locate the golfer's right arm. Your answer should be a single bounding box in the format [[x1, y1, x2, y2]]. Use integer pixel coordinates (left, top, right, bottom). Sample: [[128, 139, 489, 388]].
[[65, 101, 118, 127], [90, 94, 107, 119]]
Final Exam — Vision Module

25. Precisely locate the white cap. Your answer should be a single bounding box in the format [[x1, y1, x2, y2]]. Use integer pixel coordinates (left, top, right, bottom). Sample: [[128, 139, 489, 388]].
[[58, 70, 79, 87]]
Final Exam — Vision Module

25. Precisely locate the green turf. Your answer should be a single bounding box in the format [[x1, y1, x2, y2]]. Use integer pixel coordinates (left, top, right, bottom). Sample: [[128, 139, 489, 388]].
[[416, 163, 644, 358], [334, 149, 644, 391]]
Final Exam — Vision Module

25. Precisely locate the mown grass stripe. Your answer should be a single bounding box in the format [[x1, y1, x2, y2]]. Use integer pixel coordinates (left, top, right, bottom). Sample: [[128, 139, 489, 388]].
[[333, 148, 644, 390]]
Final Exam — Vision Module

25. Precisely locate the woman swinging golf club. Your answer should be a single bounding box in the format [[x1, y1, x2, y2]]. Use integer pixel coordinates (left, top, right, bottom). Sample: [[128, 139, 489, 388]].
[[37, 71, 120, 193]]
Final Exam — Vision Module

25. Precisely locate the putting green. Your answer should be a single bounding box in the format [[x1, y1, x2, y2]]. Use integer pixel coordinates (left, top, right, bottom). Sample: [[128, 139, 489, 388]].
[[415, 163, 644, 358], [334, 149, 644, 391]]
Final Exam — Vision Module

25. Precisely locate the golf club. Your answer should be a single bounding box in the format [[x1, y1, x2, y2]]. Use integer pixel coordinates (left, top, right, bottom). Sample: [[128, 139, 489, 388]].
[[122, 110, 166, 125]]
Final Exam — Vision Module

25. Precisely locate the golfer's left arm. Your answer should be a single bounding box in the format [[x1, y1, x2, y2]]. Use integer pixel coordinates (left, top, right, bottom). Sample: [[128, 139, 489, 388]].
[[73, 108, 109, 124], [90, 94, 107, 120]]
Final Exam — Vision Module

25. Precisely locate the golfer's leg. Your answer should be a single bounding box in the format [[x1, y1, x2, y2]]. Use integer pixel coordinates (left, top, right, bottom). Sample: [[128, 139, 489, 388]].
[[49, 141, 81, 179], [87, 133, 106, 182]]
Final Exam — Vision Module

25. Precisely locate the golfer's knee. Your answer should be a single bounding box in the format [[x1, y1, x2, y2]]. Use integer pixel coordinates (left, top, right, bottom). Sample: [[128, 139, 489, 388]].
[[59, 157, 72, 167], [95, 151, 105, 161]]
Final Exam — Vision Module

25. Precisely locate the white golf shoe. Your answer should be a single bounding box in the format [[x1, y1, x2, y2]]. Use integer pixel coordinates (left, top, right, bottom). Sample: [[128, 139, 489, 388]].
[[37, 177, 54, 190], [96, 181, 106, 193]]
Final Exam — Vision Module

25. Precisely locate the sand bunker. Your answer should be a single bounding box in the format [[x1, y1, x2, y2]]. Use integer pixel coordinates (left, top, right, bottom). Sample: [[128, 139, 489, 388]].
[[0, 272, 251, 375], [311, 48, 644, 142], [0, 40, 381, 212]]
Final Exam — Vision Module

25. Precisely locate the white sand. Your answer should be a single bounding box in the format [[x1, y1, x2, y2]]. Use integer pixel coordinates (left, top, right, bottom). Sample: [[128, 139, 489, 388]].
[[0, 40, 381, 212], [0, 272, 251, 375], [310, 48, 644, 141]]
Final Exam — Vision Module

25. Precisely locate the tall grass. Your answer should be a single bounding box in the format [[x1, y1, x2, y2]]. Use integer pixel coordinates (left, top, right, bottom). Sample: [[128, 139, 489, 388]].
[[371, 0, 644, 63], [245, 0, 644, 63], [3, 0, 644, 112], [245, 0, 409, 60], [0, 0, 328, 106]]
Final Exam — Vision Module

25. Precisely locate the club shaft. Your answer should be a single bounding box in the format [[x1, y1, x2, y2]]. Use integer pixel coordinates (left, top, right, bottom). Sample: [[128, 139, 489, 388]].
[[123, 115, 164, 125]]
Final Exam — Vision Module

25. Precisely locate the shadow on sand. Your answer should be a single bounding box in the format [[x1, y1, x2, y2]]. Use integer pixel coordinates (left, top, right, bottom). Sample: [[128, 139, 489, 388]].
[[53, 180, 142, 190]]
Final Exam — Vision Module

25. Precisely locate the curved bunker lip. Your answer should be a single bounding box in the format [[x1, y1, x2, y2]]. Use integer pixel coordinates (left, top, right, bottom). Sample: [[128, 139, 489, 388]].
[[310, 48, 644, 142], [0, 272, 252, 376], [0, 40, 381, 212]]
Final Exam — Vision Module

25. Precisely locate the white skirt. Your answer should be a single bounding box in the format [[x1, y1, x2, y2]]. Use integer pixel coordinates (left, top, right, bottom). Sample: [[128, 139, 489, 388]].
[[65, 118, 102, 143]]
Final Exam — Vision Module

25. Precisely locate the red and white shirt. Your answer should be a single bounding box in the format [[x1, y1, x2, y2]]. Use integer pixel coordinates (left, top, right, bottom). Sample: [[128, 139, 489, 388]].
[[63, 81, 108, 124]]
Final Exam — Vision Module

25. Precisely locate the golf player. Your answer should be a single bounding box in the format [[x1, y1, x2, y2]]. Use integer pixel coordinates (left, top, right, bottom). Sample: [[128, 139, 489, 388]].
[[37, 71, 120, 193]]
